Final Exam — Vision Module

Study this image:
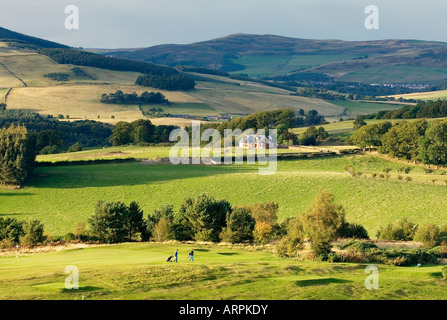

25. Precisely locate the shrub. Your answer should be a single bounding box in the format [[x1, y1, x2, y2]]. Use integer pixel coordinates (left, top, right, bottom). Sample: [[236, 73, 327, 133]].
[[414, 224, 441, 248], [341, 240, 378, 253], [300, 191, 345, 256], [72, 222, 88, 240], [276, 236, 302, 258], [152, 217, 173, 242], [376, 218, 418, 241], [68, 142, 83, 153], [338, 222, 369, 239]]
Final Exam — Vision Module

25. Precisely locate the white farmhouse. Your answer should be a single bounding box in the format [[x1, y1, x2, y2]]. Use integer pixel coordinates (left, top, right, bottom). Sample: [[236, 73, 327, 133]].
[[239, 134, 277, 149]]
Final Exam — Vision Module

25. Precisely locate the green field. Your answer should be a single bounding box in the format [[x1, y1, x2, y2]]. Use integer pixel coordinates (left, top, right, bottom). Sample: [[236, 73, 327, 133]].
[[329, 100, 403, 117], [2, 154, 447, 237], [228, 54, 360, 77], [339, 66, 447, 84], [0, 242, 445, 300]]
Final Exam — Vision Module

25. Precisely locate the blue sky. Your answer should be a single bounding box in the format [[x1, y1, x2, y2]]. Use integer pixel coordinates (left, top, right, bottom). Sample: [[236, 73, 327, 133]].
[[2, 0, 446, 48]]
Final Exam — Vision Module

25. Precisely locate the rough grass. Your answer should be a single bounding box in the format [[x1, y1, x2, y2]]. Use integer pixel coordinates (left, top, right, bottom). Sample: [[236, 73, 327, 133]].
[[1, 154, 447, 237], [0, 242, 445, 300]]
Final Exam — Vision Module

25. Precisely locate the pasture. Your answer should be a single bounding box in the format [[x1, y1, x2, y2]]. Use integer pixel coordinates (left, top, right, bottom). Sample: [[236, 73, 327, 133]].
[[0, 242, 445, 300], [1, 154, 447, 237]]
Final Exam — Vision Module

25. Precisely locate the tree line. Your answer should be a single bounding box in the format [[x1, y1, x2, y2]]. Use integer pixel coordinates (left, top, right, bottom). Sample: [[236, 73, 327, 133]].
[[135, 73, 196, 91], [351, 119, 447, 165], [0, 109, 113, 152], [365, 100, 447, 120], [100, 90, 167, 104], [110, 119, 179, 146], [37, 48, 177, 76]]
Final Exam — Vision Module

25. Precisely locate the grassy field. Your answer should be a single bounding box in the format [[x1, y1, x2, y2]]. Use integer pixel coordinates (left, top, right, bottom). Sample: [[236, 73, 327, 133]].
[[388, 90, 447, 101], [338, 66, 447, 84], [0, 242, 445, 300], [228, 54, 360, 77], [1, 154, 447, 237], [190, 80, 345, 117], [329, 100, 403, 117]]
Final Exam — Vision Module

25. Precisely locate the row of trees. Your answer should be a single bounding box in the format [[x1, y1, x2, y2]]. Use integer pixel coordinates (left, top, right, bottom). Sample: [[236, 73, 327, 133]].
[[366, 100, 447, 120], [87, 194, 283, 245], [135, 73, 196, 91], [100, 90, 167, 104], [0, 109, 113, 151], [0, 217, 46, 248], [351, 119, 447, 165], [110, 119, 179, 146], [37, 48, 177, 76]]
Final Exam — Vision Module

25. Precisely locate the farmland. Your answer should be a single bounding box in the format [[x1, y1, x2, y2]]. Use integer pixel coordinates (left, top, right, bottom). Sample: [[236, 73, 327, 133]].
[[0, 242, 445, 300], [1, 152, 447, 237]]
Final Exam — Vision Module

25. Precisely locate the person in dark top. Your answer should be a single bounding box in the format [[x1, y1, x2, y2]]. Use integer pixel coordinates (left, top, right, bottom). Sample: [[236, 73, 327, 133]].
[[188, 250, 194, 262]]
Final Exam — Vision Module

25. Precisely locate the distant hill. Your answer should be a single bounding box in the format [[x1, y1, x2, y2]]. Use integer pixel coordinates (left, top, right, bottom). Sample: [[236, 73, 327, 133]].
[[111, 34, 447, 83], [0, 27, 69, 49]]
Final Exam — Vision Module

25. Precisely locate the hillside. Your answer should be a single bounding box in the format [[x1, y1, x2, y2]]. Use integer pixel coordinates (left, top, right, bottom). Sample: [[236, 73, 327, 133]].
[[111, 33, 447, 83]]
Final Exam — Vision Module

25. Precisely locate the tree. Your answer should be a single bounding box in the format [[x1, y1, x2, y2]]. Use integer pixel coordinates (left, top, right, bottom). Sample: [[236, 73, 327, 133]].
[[419, 120, 447, 165], [110, 121, 133, 146], [220, 208, 255, 243], [300, 191, 345, 256], [380, 120, 427, 160], [253, 222, 273, 245], [0, 218, 25, 244], [351, 121, 392, 149], [131, 119, 155, 144], [0, 124, 37, 185], [353, 115, 367, 130], [176, 194, 231, 242], [147, 204, 174, 240], [125, 201, 145, 241], [152, 217, 173, 242], [89, 201, 129, 243], [20, 220, 46, 246]]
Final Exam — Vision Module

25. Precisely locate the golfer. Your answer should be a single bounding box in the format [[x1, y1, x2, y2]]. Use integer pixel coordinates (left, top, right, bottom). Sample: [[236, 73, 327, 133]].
[[174, 249, 178, 262], [188, 250, 194, 262]]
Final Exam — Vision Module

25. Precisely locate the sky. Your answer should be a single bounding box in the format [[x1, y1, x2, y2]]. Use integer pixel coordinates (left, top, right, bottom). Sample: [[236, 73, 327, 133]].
[[1, 0, 446, 49]]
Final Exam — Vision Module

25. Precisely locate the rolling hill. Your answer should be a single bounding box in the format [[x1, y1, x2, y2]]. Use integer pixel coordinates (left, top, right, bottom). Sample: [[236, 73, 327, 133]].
[[111, 33, 447, 83]]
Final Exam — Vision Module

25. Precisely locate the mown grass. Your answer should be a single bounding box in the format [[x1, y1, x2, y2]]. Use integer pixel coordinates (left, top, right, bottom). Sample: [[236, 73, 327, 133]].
[[1, 154, 447, 237], [0, 242, 445, 300]]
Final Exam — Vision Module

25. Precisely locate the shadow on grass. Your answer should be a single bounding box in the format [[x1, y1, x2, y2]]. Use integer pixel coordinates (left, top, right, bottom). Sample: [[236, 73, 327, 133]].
[[194, 248, 210, 252], [29, 162, 257, 189], [217, 252, 240, 256], [61, 286, 103, 293], [295, 278, 352, 287]]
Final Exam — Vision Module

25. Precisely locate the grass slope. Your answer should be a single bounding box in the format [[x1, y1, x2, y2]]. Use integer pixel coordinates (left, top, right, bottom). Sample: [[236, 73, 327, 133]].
[[1, 154, 447, 237], [0, 242, 445, 300]]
